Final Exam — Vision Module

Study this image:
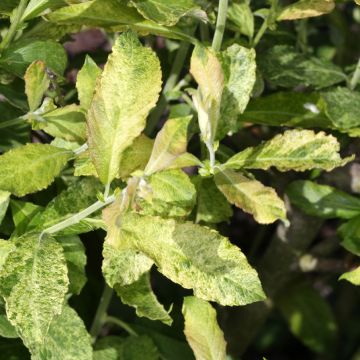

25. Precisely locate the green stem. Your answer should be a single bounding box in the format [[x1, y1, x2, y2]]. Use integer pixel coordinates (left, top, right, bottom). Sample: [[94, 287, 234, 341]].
[[0, 117, 25, 130], [0, 0, 28, 53], [212, 0, 229, 52], [206, 141, 216, 170], [106, 316, 138, 337], [90, 284, 114, 342], [251, 20, 268, 48], [40, 195, 115, 238], [350, 58, 360, 90]]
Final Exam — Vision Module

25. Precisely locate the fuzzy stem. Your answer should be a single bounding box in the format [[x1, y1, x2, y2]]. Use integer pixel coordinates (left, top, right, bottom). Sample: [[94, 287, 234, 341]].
[[350, 58, 360, 90], [90, 284, 114, 342], [251, 20, 268, 48], [212, 0, 229, 52]]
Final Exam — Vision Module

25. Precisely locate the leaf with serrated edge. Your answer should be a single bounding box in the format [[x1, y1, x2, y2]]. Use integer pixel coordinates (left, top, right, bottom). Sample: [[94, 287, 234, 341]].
[[130, 0, 206, 26], [0, 234, 68, 354], [107, 211, 265, 306], [278, 0, 335, 20], [87, 31, 162, 184], [215, 169, 287, 224], [35, 305, 92, 360], [223, 130, 352, 172], [145, 116, 192, 176], [114, 272, 172, 325], [24, 61, 50, 112], [340, 267, 360, 286], [76, 55, 102, 111], [0, 144, 72, 197], [182, 296, 226, 360]]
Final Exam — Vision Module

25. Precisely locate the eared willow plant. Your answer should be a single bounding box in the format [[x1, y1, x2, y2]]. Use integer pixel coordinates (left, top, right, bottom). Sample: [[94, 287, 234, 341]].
[[0, 0, 359, 359]]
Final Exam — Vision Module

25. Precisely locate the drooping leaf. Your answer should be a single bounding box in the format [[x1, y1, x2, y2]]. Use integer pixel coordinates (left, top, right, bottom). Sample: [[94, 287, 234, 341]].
[[129, 0, 206, 26], [0, 234, 68, 354], [276, 282, 337, 353], [215, 169, 287, 224], [338, 217, 360, 256], [339, 267, 360, 286], [36, 305, 92, 360], [145, 116, 192, 175], [0, 40, 67, 76], [76, 55, 102, 111], [0, 191, 10, 226], [190, 44, 224, 144], [114, 272, 172, 325], [57, 236, 87, 295], [27, 178, 104, 235], [223, 130, 352, 172], [106, 211, 265, 305], [0, 144, 72, 197], [193, 177, 233, 224], [287, 180, 360, 219], [278, 0, 335, 20], [218, 44, 256, 138], [227, 2, 254, 38], [119, 134, 154, 179], [87, 31, 162, 184], [40, 105, 87, 143], [24, 61, 50, 112], [138, 169, 196, 218], [182, 296, 227, 360], [258, 45, 347, 90], [94, 335, 160, 360]]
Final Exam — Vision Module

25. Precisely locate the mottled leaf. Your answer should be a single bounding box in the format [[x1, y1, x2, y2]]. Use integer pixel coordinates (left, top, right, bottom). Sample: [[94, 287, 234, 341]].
[[0, 234, 68, 354], [114, 272, 172, 325], [107, 211, 265, 306], [287, 180, 360, 219], [0, 191, 10, 226], [276, 282, 337, 353], [278, 0, 335, 20], [0, 297, 18, 338], [182, 296, 226, 360], [76, 55, 101, 111], [24, 61, 50, 112], [215, 169, 286, 224], [227, 2, 254, 38], [73, 151, 97, 177], [0, 144, 72, 197], [87, 31, 162, 184], [145, 117, 192, 175], [223, 130, 352, 172]]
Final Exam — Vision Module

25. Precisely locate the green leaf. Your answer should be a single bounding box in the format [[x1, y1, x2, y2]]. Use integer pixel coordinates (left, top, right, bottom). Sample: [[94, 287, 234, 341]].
[[276, 282, 337, 353], [94, 335, 160, 360], [278, 0, 335, 20], [10, 200, 44, 236], [76, 55, 101, 111], [21, 0, 67, 21], [36, 305, 92, 360], [227, 2, 254, 38], [27, 178, 104, 235], [87, 31, 162, 184], [106, 211, 265, 306], [338, 217, 360, 256], [218, 44, 256, 139], [0, 191, 10, 226], [145, 116, 192, 175], [40, 105, 87, 143], [193, 177, 233, 224], [138, 169, 196, 218], [259, 45, 346, 90], [73, 151, 98, 178], [0, 0, 20, 14], [223, 130, 352, 172], [119, 134, 154, 179], [319, 87, 360, 131], [0, 40, 67, 76], [339, 267, 360, 286], [0, 297, 18, 338], [24, 61, 50, 112], [114, 272, 172, 325], [0, 234, 68, 354], [215, 169, 286, 224], [190, 44, 224, 144], [0, 239, 15, 272], [286, 180, 360, 219], [182, 296, 227, 360], [129, 0, 206, 26], [57, 236, 87, 295], [0, 144, 72, 197]]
